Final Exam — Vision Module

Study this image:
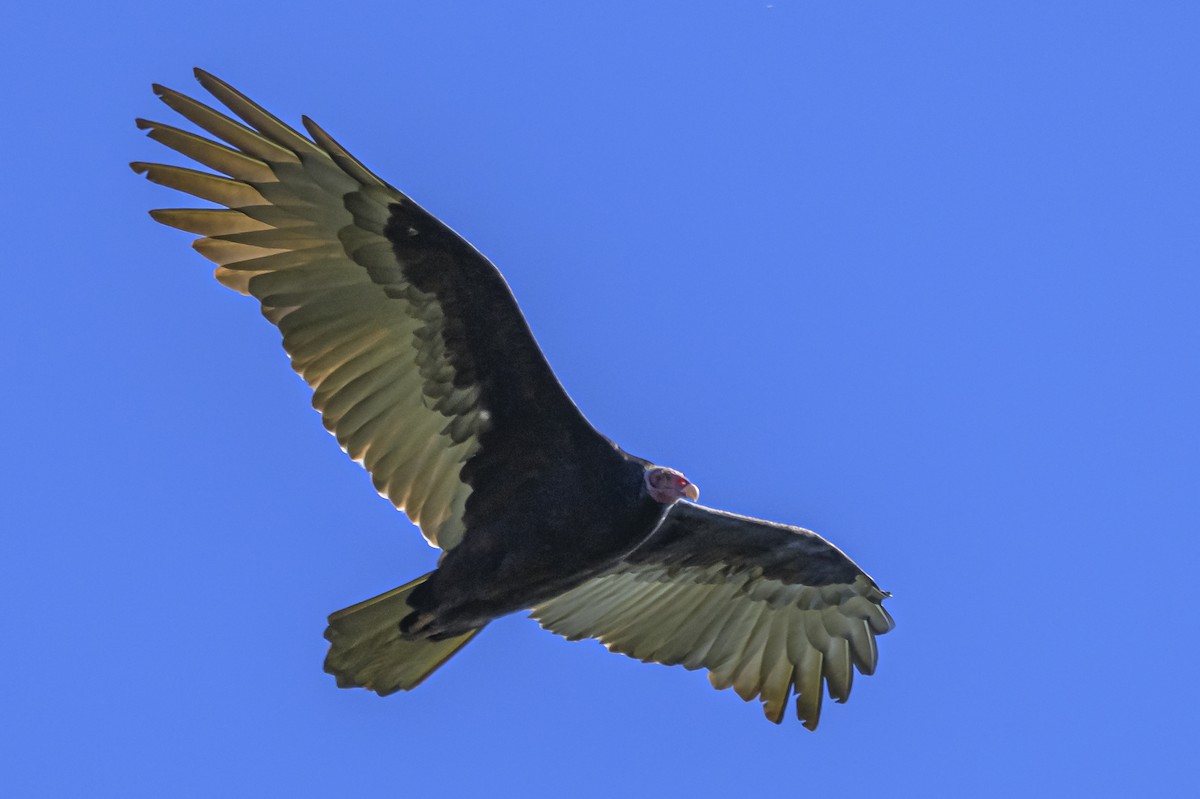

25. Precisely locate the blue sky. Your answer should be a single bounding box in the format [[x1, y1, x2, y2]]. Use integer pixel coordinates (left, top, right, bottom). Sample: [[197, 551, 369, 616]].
[[3, 2, 1197, 796]]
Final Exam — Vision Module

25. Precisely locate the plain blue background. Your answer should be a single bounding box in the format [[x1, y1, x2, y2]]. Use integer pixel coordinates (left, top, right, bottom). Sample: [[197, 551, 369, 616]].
[[3, 2, 1197, 796]]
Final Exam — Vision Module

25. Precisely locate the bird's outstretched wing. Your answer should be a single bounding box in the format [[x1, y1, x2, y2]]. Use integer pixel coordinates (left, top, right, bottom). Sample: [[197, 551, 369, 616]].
[[133, 70, 597, 551], [532, 502, 894, 729]]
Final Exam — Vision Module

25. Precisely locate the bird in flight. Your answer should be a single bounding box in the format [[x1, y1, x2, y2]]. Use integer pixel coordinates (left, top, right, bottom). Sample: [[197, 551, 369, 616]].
[[133, 69, 894, 729]]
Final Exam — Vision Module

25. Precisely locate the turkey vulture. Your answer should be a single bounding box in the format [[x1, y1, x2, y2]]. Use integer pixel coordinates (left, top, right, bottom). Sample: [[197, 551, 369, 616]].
[[133, 69, 894, 729]]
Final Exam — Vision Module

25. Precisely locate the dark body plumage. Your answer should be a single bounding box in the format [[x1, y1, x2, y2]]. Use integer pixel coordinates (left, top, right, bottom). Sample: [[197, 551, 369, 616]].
[[135, 69, 894, 729], [382, 202, 670, 635]]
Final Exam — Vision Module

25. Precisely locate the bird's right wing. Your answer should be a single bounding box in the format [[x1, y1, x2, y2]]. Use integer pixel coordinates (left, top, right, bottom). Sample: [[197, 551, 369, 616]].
[[532, 502, 894, 729], [134, 70, 600, 551]]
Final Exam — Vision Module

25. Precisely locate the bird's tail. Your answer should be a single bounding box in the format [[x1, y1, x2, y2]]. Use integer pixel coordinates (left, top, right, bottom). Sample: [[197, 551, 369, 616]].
[[324, 573, 483, 694]]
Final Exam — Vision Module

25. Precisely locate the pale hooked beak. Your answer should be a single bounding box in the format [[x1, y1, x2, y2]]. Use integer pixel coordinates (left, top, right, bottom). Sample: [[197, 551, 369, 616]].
[[683, 482, 700, 501]]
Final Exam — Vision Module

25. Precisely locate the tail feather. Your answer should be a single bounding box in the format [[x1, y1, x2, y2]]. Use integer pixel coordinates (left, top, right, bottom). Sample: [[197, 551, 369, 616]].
[[324, 574, 482, 695]]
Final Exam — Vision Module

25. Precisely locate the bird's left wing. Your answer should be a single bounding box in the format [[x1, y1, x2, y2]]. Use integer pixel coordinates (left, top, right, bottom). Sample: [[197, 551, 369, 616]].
[[133, 70, 599, 553], [532, 502, 894, 729]]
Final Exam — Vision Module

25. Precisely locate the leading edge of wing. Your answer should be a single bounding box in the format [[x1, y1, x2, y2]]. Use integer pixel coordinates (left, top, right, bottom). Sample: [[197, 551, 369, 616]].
[[635, 501, 890, 593]]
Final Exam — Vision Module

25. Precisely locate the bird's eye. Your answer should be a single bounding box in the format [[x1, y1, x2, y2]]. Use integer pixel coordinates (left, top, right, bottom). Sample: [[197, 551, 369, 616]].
[[676, 477, 688, 487]]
